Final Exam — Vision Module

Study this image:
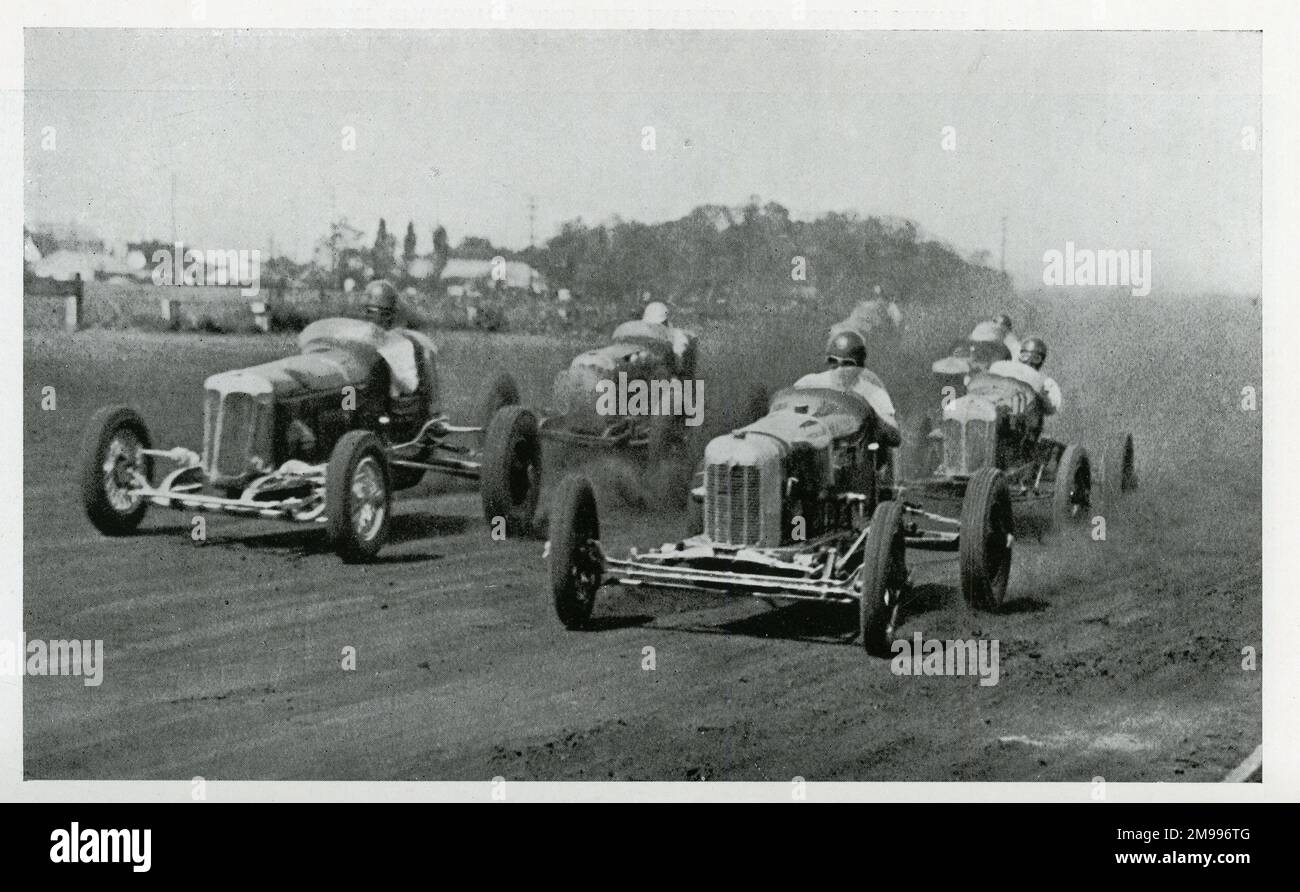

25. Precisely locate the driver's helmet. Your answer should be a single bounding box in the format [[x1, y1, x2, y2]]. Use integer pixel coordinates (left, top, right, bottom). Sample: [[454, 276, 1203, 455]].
[[642, 300, 670, 326], [364, 279, 399, 328], [827, 329, 867, 369], [993, 313, 1014, 332], [1019, 336, 1047, 370]]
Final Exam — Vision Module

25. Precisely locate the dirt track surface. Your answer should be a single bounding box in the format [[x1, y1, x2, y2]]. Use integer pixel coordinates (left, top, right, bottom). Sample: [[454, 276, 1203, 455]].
[[24, 296, 1262, 781]]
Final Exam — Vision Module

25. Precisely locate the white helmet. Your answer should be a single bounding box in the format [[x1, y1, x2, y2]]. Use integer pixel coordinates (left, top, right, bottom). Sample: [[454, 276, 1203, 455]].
[[642, 300, 669, 325]]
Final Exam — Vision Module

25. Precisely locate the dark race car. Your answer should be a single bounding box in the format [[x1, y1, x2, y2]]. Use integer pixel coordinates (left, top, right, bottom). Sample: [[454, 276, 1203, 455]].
[[539, 319, 701, 467], [79, 317, 542, 562]]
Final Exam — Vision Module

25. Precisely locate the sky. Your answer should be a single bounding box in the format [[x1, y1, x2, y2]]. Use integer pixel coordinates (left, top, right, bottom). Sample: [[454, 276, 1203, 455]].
[[24, 28, 1261, 293]]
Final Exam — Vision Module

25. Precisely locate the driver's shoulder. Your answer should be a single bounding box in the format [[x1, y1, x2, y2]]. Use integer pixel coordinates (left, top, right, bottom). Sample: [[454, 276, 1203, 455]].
[[393, 327, 436, 352]]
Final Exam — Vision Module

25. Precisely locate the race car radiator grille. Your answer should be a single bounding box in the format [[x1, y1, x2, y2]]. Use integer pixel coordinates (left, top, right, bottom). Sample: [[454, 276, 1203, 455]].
[[943, 417, 997, 475], [705, 463, 764, 546], [203, 390, 272, 482]]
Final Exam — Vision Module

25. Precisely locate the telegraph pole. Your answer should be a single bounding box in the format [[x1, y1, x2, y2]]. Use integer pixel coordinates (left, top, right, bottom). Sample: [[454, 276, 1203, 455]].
[[1000, 215, 1007, 274], [527, 195, 537, 250]]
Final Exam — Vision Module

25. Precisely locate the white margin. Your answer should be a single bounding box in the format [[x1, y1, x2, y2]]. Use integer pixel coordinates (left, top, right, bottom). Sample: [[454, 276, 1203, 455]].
[[2, 0, 1293, 804]]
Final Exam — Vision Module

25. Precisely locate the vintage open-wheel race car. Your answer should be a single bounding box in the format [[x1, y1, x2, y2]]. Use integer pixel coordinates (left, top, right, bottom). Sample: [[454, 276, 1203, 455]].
[[538, 319, 712, 468], [544, 373, 1015, 657], [78, 318, 543, 562], [894, 365, 1138, 606]]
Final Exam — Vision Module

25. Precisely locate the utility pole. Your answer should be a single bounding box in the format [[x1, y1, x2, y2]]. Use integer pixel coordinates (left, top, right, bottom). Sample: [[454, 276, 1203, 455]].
[[999, 215, 1007, 274], [170, 171, 178, 244], [527, 195, 537, 250]]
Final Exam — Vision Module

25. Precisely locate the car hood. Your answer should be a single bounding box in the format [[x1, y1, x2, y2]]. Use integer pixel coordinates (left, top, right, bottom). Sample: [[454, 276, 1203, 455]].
[[205, 346, 377, 399], [569, 341, 655, 372], [707, 407, 858, 461]]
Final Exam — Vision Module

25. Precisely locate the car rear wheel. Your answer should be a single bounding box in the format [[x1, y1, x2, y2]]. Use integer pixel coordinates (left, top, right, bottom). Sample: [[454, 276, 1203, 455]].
[[646, 412, 692, 511], [860, 499, 908, 657], [549, 474, 603, 629], [79, 405, 154, 536], [959, 467, 1013, 610], [480, 405, 542, 538], [475, 372, 520, 448], [326, 430, 392, 563], [1051, 444, 1092, 530], [904, 414, 939, 479]]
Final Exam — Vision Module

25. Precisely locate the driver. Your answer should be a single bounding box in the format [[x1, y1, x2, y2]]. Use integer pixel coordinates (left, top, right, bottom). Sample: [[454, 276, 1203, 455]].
[[364, 279, 420, 396], [638, 300, 696, 377], [968, 313, 1020, 359], [794, 329, 901, 447], [364, 278, 399, 330], [987, 336, 1061, 415]]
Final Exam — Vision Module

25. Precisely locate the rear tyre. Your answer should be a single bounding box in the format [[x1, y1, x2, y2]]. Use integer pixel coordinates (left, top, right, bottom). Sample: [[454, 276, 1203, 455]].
[[475, 372, 520, 448], [1098, 433, 1137, 511], [646, 412, 691, 511], [79, 405, 154, 536], [480, 405, 542, 538], [905, 414, 938, 479], [959, 467, 1013, 610], [860, 500, 908, 657], [1050, 444, 1092, 531], [326, 430, 392, 563], [549, 475, 603, 629]]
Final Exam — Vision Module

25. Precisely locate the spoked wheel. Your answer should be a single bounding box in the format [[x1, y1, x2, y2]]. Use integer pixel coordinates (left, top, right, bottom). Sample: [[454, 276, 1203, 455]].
[[1050, 444, 1092, 531], [326, 431, 392, 563], [959, 467, 1013, 610], [859, 500, 908, 656], [481, 405, 542, 538], [548, 475, 603, 629], [79, 405, 154, 535], [1097, 433, 1137, 512]]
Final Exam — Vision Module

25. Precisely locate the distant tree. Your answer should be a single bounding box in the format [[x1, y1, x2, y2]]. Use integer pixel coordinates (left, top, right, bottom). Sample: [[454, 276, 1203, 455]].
[[372, 218, 396, 281], [402, 221, 418, 268], [313, 217, 366, 289], [455, 235, 501, 260], [431, 225, 450, 279]]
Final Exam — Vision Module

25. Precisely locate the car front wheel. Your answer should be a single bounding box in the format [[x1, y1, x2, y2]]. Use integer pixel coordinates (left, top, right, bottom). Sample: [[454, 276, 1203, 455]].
[[79, 405, 154, 536], [549, 474, 603, 629], [860, 499, 908, 657], [325, 430, 392, 563]]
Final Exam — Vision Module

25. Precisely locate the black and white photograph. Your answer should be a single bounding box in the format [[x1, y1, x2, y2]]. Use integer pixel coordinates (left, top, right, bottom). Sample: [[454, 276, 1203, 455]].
[[9, 5, 1283, 804]]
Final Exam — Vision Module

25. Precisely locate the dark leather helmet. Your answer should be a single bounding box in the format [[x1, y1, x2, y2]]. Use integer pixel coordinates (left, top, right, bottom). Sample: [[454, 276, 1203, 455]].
[[1019, 336, 1047, 369], [827, 330, 867, 368], [364, 279, 399, 327]]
